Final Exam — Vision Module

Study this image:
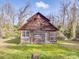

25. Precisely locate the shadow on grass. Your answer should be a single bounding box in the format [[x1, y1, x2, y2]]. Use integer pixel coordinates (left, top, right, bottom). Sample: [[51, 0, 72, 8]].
[[6, 43, 71, 52], [7, 44, 42, 51], [5, 37, 20, 44]]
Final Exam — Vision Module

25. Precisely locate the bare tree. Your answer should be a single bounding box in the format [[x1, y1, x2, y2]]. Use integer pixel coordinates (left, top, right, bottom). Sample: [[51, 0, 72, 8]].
[[58, 0, 71, 37], [18, 3, 31, 27], [60, 0, 71, 29], [59, 0, 78, 39], [48, 13, 60, 27], [0, 2, 15, 25], [48, 13, 55, 24], [69, 0, 78, 39], [0, 2, 15, 37]]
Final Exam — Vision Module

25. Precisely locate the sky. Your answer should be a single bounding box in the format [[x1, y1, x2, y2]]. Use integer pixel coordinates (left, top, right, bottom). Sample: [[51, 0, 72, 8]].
[[0, 0, 61, 16]]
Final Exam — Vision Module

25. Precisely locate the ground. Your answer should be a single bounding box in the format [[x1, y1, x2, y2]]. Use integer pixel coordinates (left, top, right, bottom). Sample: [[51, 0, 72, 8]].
[[0, 38, 79, 59]]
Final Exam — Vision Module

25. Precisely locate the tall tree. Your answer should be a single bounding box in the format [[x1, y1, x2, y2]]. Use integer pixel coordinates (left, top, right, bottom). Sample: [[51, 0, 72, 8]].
[[60, 0, 70, 27], [59, 0, 71, 35], [18, 3, 31, 27], [69, 0, 78, 39], [0, 2, 15, 37], [59, 0, 78, 39]]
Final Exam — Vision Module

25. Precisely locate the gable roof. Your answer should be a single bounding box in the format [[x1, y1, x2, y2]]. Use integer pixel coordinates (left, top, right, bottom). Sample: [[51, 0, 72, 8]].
[[19, 12, 58, 31]]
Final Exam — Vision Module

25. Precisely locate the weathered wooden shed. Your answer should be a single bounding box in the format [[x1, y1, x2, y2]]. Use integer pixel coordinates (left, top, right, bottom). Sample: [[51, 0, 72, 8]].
[[19, 12, 58, 44]]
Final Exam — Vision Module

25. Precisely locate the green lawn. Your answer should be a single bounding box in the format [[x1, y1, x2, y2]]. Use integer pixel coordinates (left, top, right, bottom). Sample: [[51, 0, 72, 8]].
[[0, 43, 79, 59], [0, 38, 79, 59]]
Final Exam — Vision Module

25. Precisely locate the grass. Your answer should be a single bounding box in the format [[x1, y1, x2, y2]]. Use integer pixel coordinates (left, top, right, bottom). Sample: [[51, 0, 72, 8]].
[[0, 44, 79, 59], [0, 38, 79, 59]]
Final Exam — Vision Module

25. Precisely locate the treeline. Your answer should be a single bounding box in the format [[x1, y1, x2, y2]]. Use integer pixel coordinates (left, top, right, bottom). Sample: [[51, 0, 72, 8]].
[[0, 1, 31, 38], [48, 0, 79, 40]]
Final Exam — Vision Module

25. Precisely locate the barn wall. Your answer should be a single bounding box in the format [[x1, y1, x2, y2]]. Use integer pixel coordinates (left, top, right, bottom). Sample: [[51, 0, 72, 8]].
[[20, 30, 30, 44], [45, 31, 57, 43], [49, 32, 57, 43], [20, 30, 57, 44]]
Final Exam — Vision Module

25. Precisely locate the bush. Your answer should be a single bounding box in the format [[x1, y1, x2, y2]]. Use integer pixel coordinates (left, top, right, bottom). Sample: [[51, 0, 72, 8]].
[[5, 37, 20, 44]]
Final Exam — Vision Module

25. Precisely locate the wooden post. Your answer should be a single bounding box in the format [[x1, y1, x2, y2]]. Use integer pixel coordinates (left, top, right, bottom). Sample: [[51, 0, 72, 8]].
[[45, 31, 50, 43], [30, 31, 34, 44], [31, 53, 39, 59], [45, 32, 48, 43]]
